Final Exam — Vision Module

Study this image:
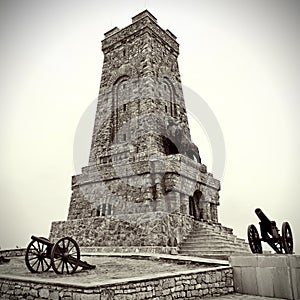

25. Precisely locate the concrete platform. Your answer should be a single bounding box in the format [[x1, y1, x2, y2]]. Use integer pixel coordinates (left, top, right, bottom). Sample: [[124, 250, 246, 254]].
[[0, 252, 234, 299]]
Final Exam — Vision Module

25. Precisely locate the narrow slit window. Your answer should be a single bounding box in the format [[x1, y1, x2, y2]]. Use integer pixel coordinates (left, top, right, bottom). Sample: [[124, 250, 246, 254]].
[[101, 203, 106, 216], [123, 104, 126, 111], [107, 204, 112, 215], [96, 205, 101, 217]]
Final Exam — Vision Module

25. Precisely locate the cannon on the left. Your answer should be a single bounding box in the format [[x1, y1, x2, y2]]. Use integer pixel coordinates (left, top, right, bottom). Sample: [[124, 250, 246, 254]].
[[25, 235, 96, 274]]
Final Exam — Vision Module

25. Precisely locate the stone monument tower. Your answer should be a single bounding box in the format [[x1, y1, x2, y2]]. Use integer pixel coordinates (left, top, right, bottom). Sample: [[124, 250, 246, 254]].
[[50, 11, 248, 256]]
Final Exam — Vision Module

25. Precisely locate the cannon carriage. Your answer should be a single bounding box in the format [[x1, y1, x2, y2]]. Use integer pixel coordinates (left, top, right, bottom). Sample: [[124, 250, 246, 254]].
[[25, 235, 95, 274], [247, 208, 293, 254]]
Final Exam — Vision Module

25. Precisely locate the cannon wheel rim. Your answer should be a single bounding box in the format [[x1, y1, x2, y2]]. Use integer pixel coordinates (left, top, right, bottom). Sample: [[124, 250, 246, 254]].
[[25, 239, 51, 273], [282, 222, 293, 254], [50, 237, 80, 274], [247, 224, 262, 254]]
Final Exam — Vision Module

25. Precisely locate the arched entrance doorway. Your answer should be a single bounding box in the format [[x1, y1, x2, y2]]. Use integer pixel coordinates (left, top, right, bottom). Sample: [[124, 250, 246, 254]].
[[189, 190, 204, 220], [189, 196, 195, 217]]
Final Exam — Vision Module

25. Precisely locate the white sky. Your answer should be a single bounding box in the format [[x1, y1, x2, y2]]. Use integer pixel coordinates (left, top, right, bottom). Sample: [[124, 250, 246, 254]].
[[0, 0, 299, 254]]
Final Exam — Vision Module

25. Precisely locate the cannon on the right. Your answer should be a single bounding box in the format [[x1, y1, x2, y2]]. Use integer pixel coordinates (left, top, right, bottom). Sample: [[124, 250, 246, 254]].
[[247, 208, 293, 254]]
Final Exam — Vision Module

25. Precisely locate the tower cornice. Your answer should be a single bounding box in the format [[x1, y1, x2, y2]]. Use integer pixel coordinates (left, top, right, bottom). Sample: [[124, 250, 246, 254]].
[[102, 11, 179, 55]]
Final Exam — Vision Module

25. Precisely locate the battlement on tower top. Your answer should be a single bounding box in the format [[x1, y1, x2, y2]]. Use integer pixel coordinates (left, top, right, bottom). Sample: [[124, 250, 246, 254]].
[[102, 10, 179, 54]]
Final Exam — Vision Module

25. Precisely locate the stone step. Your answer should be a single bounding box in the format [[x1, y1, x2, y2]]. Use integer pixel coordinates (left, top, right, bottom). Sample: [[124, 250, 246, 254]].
[[181, 240, 244, 247], [180, 237, 249, 246], [186, 235, 240, 243], [188, 233, 237, 240], [180, 244, 249, 252], [189, 232, 243, 241], [236, 237, 248, 243], [190, 228, 228, 235], [189, 227, 237, 234], [180, 242, 249, 250], [193, 225, 233, 234], [179, 249, 249, 256], [188, 230, 237, 237], [191, 227, 238, 234], [179, 221, 249, 258]]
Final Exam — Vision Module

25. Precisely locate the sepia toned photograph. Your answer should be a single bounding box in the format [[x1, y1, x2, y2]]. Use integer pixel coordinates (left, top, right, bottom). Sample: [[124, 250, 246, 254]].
[[0, 0, 299, 299]]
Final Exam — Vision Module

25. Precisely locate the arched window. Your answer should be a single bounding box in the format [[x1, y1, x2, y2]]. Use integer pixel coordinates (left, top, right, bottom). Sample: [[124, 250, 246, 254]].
[[161, 77, 175, 117], [112, 76, 130, 142]]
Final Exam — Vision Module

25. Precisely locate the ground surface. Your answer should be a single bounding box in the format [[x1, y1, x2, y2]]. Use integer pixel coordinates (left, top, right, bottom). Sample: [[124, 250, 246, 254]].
[[0, 256, 212, 284], [0, 256, 287, 299]]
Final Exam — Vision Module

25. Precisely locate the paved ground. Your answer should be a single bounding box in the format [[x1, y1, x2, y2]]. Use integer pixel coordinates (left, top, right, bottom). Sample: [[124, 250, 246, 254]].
[[0, 255, 216, 285], [209, 294, 286, 300]]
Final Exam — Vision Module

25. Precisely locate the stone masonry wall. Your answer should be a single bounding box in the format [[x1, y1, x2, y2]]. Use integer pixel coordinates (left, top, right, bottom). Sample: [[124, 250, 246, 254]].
[[0, 266, 234, 300], [0, 249, 26, 258], [50, 212, 194, 248], [67, 154, 220, 222]]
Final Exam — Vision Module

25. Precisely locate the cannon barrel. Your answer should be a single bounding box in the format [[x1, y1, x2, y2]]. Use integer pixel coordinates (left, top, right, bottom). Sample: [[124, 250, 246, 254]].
[[31, 235, 53, 247], [255, 208, 271, 225], [255, 208, 279, 238]]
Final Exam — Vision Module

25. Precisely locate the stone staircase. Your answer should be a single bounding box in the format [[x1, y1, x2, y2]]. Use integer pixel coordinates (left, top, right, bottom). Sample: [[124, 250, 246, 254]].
[[178, 221, 250, 260]]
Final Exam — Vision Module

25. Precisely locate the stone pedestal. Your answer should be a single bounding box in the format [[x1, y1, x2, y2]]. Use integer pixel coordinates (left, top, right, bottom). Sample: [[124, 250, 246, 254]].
[[230, 255, 300, 300]]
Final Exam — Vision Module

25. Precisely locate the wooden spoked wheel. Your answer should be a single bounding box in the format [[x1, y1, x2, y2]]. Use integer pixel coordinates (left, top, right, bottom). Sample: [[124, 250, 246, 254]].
[[282, 222, 293, 254], [50, 237, 80, 274], [247, 224, 262, 254], [25, 239, 51, 273]]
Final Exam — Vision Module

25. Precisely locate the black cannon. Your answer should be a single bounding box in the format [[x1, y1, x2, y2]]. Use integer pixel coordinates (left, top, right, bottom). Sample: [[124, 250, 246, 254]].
[[247, 208, 293, 254], [25, 236, 96, 274]]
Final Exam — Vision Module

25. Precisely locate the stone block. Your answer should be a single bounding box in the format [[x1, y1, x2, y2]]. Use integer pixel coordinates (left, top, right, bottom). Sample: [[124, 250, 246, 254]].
[[0, 283, 9, 293], [256, 267, 274, 297], [288, 255, 300, 268], [82, 293, 100, 300], [257, 255, 288, 268], [232, 267, 242, 293], [49, 290, 60, 300], [241, 267, 258, 295], [231, 255, 300, 299], [272, 267, 293, 299], [291, 268, 300, 300], [30, 289, 38, 297], [39, 288, 50, 298], [230, 255, 258, 267]]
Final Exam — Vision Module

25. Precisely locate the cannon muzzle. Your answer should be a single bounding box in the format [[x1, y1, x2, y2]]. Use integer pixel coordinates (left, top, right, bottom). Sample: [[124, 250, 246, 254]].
[[255, 208, 278, 238], [255, 208, 271, 225]]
